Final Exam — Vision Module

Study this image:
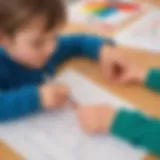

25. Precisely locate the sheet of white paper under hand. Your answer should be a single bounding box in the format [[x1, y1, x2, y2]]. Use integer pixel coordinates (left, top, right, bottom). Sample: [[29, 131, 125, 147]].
[[0, 69, 146, 160]]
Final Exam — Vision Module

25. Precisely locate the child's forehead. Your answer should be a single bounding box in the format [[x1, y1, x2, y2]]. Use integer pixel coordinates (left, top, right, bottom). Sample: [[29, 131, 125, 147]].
[[24, 16, 48, 31], [20, 17, 61, 37]]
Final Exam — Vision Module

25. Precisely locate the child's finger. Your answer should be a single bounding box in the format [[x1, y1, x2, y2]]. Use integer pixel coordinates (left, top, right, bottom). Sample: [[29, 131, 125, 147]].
[[102, 61, 116, 81], [68, 96, 79, 110], [115, 71, 132, 84]]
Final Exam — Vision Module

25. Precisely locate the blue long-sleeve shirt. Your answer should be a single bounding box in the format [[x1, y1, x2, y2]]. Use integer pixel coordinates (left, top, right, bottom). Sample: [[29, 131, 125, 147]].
[[0, 34, 114, 121]]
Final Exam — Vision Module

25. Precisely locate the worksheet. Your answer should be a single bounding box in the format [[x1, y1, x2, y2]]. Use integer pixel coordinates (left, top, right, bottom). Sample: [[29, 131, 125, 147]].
[[115, 8, 160, 53], [0, 69, 146, 160]]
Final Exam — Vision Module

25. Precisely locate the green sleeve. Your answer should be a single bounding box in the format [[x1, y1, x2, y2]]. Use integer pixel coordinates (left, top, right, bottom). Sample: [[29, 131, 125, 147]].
[[145, 68, 160, 92], [111, 109, 160, 157]]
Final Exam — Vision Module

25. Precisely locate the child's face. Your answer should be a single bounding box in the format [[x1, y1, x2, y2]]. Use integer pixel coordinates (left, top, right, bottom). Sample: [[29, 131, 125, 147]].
[[2, 17, 62, 69]]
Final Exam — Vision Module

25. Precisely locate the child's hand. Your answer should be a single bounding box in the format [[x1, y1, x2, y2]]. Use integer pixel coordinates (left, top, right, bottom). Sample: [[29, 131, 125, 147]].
[[76, 105, 116, 134], [39, 83, 70, 109], [99, 45, 147, 84]]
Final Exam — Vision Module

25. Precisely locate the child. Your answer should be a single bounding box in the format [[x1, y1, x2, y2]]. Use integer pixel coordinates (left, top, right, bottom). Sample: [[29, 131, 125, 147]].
[[0, 0, 159, 157], [77, 48, 160, 157], [0, 0, 116, 121]]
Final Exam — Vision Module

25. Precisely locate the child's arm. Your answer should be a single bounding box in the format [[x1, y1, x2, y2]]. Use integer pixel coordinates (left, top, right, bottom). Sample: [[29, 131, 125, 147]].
[[111, 109, 160, 157], [0, 86, 41, 121], [145, 68, 160, 92], [0, 83, 69, 121], [77, 106, 160, 157], [51, 34, 115, 67]]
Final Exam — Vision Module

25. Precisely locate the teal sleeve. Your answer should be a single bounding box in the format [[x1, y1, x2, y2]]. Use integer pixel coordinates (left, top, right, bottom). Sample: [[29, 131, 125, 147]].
[[51, 34, 115, 67], [111, 109, 160, 157], [145, 68, 160, 92], [0, 86, 42, 122]]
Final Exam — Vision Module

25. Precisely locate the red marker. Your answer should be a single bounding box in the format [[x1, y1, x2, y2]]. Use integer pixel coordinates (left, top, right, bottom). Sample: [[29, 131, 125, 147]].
[[113, 2, 140, 12]]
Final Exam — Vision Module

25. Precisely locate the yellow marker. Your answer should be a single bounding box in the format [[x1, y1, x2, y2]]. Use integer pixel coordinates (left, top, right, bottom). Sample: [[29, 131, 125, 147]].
[[81, 1, 109, 13]]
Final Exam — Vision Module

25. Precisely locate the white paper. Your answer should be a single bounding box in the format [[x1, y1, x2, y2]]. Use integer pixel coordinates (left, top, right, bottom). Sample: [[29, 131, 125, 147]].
[[0, 69, 146, 160], [115, 8, 160, 53]]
